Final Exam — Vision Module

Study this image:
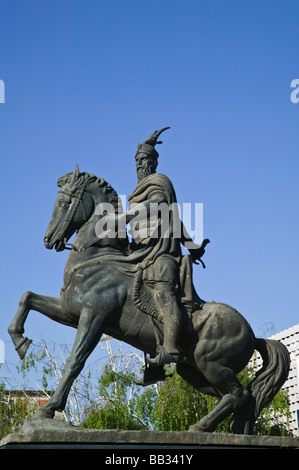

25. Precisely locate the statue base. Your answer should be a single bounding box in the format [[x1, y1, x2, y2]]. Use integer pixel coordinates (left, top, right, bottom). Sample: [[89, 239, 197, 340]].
[[1, 418, 299, 451]]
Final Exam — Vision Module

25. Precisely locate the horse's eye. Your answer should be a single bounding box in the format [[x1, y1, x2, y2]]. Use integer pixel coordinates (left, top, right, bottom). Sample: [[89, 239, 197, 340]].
[[59, 201, 70, 209]]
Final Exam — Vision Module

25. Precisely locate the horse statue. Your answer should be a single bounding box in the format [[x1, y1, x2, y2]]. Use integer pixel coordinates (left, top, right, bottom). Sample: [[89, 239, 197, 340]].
[[8, 166, 290, 434]]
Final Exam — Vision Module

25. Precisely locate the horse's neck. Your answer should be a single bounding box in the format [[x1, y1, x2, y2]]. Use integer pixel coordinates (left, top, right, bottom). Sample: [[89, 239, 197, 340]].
[[73, 194, 125, 253], [73, 214, 99, 252], [63, 207, 126, 289]]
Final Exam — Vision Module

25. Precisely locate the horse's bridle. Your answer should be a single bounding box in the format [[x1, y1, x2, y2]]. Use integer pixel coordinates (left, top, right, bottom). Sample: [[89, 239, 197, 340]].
[[58, 183, 88, 250], [58, 182, 119, 253]]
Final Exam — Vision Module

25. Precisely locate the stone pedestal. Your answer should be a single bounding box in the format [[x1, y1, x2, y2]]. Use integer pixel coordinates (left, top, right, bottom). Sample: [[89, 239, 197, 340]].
[[1, 418, 299, 450]]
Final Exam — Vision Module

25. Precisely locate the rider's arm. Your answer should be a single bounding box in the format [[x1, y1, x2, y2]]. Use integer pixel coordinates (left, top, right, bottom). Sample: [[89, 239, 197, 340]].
[[116, 192, 167, 227]]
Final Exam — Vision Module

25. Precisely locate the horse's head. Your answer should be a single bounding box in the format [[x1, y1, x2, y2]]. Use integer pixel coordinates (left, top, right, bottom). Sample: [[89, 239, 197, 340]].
[[44, 165, 96, 251], [44, 165, 125, 252]]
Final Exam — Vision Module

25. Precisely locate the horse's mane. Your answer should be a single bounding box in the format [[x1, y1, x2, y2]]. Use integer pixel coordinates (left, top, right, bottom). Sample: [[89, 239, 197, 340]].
[[57, 171, 123, 214]]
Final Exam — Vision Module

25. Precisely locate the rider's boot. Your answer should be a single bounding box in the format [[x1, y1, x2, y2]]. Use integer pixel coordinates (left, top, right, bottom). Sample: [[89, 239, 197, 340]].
[[147, 320, 180, 366], [147, 284, 181, 367]]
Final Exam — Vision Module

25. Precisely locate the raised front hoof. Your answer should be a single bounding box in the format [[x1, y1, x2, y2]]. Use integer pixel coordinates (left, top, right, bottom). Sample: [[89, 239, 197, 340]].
[[15, 337, 32, 360]]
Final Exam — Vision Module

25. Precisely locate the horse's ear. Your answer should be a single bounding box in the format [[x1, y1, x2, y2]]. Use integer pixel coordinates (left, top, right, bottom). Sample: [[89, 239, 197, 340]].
[[71, 164, 80, 184]]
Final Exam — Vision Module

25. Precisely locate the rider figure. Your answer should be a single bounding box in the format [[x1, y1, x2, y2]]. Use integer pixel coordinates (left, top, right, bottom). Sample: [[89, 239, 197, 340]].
[[126, 127, 208, 366]]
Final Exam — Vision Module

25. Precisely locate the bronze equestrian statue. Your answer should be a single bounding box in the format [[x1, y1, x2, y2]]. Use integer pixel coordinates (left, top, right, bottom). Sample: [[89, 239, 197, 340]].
[[8, 128, 290, 434]]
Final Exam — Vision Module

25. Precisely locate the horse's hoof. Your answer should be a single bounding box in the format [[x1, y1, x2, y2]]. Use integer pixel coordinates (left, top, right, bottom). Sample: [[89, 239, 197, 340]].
[[188, 423, 205, 432], [15, 337, 32, 360], [32, 406, 55, 420], [188, 424, 197, 432]]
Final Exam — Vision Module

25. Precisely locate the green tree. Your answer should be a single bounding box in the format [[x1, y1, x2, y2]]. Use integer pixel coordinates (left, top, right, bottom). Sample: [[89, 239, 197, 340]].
[[1, 338, 291, 436], [83, 364, 292, 436], [154, 366, 214, 432], [0, 339, 100, 435], [82, 365, 156, 430], [155, 365, 292, 435], [0, 384, 35, 439]]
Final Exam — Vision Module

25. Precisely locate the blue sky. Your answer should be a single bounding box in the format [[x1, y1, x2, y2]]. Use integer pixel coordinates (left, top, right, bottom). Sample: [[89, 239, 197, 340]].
[[0, 0, 298, 372]]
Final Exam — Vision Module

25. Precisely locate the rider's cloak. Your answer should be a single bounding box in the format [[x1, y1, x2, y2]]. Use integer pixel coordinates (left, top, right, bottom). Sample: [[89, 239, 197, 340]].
[[126, 172, 182, 269]]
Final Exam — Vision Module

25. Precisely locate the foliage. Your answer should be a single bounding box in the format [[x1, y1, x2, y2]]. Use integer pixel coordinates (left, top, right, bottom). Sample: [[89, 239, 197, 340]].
[[16, 349, 55, 390], [83, 363, 292, 436], [82, 365, 156, 430], [0, 383, 35, 439], [1, 338, 292, 437], [155, 365, 292, 435], [154, 366, 209, 431], [0, 339, 101, 434]]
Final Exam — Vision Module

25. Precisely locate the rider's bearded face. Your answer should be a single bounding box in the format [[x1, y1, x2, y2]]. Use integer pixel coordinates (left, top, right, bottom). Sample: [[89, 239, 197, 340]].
[[136, 153, 157, 181]]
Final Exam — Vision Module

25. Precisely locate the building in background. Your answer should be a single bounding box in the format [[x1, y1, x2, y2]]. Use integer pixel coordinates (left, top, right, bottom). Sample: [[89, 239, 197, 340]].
[[251, 323, 299, 436]]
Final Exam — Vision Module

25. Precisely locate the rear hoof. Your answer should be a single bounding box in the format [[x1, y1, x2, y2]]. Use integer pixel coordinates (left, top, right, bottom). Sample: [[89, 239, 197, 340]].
[[188, 422, 207, 432], [15, 337, 32, 360]]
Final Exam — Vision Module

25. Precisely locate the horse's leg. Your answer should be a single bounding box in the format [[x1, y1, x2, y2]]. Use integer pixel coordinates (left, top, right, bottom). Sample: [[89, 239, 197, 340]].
[[8, 291, 75, 360], [176, 363, 220, 398], [34, 307, 105, 419], [188, 361, 250, 432], [178, 363, 249, 432]]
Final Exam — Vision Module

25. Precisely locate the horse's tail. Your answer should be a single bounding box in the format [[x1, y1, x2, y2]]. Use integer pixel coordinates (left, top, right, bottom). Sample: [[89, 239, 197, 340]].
[[231, 337, 290, 434]]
